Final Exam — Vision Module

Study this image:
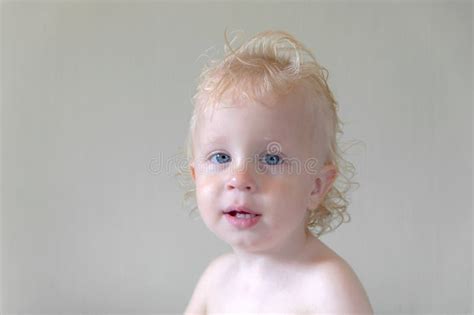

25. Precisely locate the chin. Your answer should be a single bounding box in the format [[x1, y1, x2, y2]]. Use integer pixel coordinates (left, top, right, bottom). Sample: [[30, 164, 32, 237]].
[[229, 241, 264, 253], [221, 232, 273, 253]]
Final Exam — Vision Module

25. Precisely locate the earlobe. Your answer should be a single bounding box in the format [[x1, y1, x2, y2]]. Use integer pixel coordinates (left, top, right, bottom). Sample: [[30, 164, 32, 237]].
[[307, 165, 337, 210], [311, 178, 322, 195], [310, 164, 338, 198], [190, 163, 196, 182]]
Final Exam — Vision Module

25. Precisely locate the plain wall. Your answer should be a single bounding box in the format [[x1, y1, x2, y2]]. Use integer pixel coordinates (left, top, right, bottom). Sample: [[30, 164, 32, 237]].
[[1, 1, 472, 314]]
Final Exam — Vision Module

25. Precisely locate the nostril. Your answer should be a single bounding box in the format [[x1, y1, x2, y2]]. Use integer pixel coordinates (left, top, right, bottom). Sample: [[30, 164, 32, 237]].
[[227, 184, 253, 191]]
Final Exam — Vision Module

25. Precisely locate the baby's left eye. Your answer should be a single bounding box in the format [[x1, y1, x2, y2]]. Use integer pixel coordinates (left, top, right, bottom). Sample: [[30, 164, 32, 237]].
[[261, 153, 284, 166]]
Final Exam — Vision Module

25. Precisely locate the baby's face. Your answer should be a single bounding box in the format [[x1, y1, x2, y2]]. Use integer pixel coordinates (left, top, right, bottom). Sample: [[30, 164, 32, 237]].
[[190, 89, 333, 252]]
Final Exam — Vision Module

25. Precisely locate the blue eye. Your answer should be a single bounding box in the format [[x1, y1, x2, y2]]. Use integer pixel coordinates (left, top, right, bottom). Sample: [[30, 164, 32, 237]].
[[210, 153, 231, 164], [262, 153, 283, 165]]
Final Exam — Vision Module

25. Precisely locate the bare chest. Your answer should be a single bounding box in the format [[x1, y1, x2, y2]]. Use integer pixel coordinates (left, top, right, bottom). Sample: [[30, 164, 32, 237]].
[[207, 274, 321, 314]]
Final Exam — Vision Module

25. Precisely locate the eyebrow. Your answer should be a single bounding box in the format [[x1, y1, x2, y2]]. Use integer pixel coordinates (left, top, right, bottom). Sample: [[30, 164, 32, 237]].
[[201, 136, 227, 147], [202, 136, 282, 147]]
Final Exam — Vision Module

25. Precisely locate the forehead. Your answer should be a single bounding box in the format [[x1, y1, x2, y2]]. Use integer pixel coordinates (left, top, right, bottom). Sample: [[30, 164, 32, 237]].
[[194, 88, 318, 150]]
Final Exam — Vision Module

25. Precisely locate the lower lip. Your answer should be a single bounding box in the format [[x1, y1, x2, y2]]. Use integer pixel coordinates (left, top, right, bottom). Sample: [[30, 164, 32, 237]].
[[224, 213, 261, 229]]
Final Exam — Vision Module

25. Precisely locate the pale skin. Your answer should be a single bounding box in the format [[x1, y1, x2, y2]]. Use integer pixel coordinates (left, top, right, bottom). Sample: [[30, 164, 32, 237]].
[[185, 87, 374, 314]]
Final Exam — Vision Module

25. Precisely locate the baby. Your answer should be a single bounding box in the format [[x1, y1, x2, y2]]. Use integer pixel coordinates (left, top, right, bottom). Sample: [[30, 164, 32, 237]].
[[182, 30, 373, 314]]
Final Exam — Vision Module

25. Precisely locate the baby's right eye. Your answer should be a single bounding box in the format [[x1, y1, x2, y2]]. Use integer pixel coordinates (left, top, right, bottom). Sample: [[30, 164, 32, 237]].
[[209, 153, 231, 164]]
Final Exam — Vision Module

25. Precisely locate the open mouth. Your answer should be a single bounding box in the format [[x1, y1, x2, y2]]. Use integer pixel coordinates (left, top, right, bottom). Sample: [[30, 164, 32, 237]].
[[225, 210, 260, 219], [224, 210, 262, 219], [223, 209, 262, 229]]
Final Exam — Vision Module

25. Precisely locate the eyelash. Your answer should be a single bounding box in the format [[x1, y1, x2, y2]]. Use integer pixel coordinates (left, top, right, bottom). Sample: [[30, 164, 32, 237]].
[[208, 152, 285, 166]]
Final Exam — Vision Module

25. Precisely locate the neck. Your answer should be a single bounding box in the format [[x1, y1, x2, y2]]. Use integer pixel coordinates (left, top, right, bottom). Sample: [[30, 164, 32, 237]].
[[232, 227, 316, 277]]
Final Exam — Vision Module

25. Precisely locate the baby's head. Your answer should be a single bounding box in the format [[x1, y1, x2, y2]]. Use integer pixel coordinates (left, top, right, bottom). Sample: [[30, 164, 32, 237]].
[[179, 30, 355, 245]]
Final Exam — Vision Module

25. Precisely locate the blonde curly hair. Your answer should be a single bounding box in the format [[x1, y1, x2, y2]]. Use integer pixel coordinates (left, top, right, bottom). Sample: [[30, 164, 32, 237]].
[[175, 29, 359, 238]]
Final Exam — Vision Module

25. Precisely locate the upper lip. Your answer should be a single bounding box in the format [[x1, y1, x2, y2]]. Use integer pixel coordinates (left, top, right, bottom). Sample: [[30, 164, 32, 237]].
[[223, 205, 261, 216]]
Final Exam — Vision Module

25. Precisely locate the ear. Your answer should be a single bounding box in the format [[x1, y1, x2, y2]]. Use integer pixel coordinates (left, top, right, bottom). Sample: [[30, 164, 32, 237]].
[[189, 162, 196, 182], [307, 163, 338, 209]]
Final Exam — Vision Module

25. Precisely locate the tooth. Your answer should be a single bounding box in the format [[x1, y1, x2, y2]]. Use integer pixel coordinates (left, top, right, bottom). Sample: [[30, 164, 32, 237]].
[[236, 213, 255, 219]]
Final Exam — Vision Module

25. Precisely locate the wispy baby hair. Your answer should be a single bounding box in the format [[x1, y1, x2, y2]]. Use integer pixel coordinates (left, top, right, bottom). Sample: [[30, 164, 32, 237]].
[[177, 29, 358, 237]]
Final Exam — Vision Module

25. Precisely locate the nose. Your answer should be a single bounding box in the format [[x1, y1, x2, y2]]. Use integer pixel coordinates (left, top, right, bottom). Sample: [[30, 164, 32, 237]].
[[226, 166, 257, 192]]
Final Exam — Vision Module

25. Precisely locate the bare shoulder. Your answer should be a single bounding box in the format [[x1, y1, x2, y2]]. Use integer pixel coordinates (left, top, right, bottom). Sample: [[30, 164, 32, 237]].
[[305, 242, 374, 315], [184, 253, 235, 315]]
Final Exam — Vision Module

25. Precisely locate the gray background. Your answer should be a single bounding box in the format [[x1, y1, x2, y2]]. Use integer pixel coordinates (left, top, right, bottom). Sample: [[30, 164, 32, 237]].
[[1, 1, 472, 314]]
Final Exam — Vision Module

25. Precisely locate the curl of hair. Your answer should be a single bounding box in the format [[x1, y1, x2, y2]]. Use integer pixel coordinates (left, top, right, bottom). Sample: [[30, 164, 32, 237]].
[[174, 29, 360, 237]]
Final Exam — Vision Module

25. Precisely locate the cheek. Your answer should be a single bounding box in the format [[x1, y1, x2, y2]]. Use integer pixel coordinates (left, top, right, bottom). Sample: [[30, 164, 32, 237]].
[[263, 176, 310, 216], [195, 175, 221, 207]]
